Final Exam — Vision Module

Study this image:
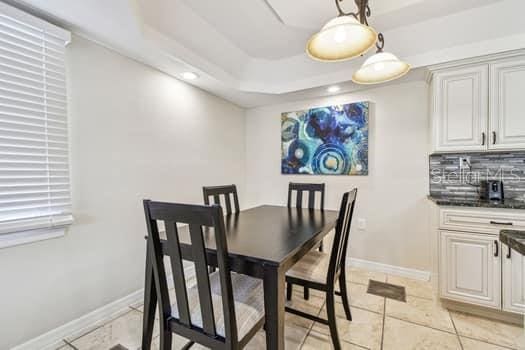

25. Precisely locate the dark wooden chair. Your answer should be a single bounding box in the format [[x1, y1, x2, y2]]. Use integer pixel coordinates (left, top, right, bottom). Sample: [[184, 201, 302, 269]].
[[143, 200, 265, 350], [203, 184, 240, 273], [203, 184, 240, 215], [285, 189, 357, 350], [287, 182, 326, 299]]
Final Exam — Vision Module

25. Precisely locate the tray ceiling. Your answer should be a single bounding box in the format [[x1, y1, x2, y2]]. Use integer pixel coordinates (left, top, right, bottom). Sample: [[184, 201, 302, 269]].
[[7, 0, 525, 107]]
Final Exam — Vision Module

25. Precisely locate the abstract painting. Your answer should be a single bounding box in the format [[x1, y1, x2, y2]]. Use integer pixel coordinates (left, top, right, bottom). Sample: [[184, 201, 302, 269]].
[[281, 102, 369, 175]]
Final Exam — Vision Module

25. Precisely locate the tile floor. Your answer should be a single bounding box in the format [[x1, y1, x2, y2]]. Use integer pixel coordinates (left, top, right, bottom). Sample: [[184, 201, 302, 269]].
[[54, 267, 525, 350]]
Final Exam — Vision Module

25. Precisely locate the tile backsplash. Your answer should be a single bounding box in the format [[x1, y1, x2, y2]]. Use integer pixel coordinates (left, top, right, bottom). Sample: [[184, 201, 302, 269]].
[[429, 151, 525, 200]]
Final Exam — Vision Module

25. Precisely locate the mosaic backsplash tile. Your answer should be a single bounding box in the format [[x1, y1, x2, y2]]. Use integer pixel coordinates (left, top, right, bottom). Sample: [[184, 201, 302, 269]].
[[430, 151, 525, 200]]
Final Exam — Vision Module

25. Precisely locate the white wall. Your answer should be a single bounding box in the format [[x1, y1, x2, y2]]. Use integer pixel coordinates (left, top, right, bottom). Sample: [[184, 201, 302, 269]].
[[0, 35, 246, 349], [245, 81, 431, 272]]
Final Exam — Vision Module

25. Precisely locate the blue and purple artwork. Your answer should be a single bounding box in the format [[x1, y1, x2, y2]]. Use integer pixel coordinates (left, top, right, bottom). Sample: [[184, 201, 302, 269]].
[[281, 102, 369, 175]]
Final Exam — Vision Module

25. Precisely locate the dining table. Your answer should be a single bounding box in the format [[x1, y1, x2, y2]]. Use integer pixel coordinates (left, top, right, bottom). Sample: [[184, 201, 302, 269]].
[[141, 205, 339, 350]]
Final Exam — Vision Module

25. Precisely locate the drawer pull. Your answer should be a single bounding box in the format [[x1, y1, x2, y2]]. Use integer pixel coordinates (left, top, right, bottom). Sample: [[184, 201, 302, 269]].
[[507, 246, 511, 259], [489, 220, 513, 226], [494, 240, 499, 257]]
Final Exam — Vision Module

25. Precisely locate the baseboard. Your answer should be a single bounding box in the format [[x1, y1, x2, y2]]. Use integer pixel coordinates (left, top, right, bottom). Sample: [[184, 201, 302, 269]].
[[347, 257, 432, 281], [13, 266, 195, 350], [11, 289, 143, 350]]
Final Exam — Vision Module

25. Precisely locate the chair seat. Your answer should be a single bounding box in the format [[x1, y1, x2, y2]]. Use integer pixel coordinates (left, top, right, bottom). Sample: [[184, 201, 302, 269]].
[[286, 250, 330, 284], [171, 271, 264, 339]]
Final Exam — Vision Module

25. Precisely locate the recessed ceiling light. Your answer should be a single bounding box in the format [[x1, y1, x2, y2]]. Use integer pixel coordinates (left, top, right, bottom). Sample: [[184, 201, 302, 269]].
[[327, 86, 341, 93], [181, 72, 199, 80]]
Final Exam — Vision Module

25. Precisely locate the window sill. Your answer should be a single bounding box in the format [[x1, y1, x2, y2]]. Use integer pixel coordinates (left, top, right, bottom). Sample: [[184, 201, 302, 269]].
[[0, 227, 67, 249]]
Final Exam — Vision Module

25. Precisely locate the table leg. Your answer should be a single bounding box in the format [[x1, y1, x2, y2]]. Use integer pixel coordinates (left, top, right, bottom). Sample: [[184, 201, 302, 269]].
[[263, 264, 285, 350], [141, 244, 157, 350]]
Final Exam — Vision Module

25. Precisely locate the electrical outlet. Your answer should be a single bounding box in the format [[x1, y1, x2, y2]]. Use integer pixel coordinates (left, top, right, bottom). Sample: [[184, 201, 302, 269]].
[[459, 156, 471, 170], [357, 218, 366, 230]]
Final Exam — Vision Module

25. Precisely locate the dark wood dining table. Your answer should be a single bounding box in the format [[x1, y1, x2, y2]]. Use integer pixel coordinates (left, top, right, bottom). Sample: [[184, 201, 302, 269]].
[[141, 205, 339, 350]]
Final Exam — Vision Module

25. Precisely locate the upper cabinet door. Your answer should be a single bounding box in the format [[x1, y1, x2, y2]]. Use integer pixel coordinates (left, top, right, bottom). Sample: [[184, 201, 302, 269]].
[[432, 65, 488, 152], [489, 58, 525, 150]]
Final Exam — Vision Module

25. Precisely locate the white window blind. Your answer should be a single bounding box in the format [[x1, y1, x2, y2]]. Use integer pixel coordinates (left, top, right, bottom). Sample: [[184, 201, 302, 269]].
[[0, 2, 72, 236]]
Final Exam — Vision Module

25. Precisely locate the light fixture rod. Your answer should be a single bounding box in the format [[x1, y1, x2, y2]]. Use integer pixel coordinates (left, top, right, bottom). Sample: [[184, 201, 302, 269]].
[[334, 0, 370, 25]]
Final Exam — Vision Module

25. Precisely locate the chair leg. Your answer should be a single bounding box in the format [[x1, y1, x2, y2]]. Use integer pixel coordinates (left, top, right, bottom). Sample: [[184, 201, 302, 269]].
[[181, 340, 195, 350], [303, 286, 310, 300], [209, 266, 216, 273], [326, 291, 341, 350], [159, 323, 172, 350], [286, 282, 293, 301], [338, 275, 352, 321]]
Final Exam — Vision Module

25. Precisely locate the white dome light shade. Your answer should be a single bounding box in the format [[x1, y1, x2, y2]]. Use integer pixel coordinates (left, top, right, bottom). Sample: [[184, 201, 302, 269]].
[[307, 16, 377, 62], [352, 51, 410, 84]]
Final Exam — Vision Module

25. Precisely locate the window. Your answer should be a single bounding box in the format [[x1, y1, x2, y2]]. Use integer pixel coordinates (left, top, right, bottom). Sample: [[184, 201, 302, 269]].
[[0, 2, 72, 247]]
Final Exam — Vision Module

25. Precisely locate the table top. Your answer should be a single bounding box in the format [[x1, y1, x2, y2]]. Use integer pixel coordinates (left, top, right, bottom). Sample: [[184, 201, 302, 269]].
[[172, 205, 338, 267]]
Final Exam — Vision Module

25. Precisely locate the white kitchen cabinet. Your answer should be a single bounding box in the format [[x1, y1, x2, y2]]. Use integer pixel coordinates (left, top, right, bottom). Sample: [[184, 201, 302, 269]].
[[489, 57, 525, 150], [502, 244, 525, 314], [432, 65, 488, 152], [440, 230, 501, 308]]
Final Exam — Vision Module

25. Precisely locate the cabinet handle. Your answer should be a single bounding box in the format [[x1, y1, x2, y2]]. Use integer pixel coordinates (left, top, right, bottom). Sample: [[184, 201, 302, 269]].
[[489, 220, 513, 226], [494, 240, 499, 257], [481, 132, 486, 145], [492, 131, 497, 145], [507, 245, 511, 259]]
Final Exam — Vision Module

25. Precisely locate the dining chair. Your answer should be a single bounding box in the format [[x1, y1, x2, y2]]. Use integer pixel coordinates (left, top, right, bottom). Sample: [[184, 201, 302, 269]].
[[287, 182, 326, 300], [143, 200, 265, 350], [203, 184, 240, 215], [285, 189, 357, 350], [203, 184, 240, 273]]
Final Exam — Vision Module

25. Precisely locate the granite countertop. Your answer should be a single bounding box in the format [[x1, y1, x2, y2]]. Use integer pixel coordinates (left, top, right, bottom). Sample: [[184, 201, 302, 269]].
[[500, 230, 525, 256], [427, 195, 525, 210]]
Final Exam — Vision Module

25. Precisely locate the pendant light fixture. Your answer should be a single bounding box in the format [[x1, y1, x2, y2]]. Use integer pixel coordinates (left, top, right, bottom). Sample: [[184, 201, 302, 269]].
[[352, 33, 411, 84], [306, 0, 377, 62]]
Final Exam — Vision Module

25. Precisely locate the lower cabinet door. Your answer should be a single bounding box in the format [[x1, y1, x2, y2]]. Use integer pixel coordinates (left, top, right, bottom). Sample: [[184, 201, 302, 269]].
[[440, 231, 501, 308], [502, 244, 525, 314]]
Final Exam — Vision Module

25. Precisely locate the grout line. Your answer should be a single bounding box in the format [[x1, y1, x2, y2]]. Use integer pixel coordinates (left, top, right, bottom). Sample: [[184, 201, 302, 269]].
[[449, 310, 464, 350], [128, 305, 143, 313], [458, 334, 517, 350], [299, 299, 326, 349], [62, 338, 79, 350], [380, 297, 386, 350], [386, 314, 457, 336]]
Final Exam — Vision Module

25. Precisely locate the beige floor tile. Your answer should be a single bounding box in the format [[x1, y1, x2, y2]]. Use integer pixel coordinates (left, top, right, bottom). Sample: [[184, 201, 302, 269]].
[[151, 322, 309, 350], [386, 275, 434, 300], [460, 337, 514, 350], [286, 291, 325, 329], [71, 309, 157, 350], [65, 307, 134, 342], [347, 282, 385, 314], [301, 329, 367, 350], [347, 266, 386, 285], [56, 342, 74, 349], [451, 311, 524, 349], [243, 323, 310, 350], [382, 317, 461, 350], [385, 295, 455, 333], [314, 305, 383, 349]]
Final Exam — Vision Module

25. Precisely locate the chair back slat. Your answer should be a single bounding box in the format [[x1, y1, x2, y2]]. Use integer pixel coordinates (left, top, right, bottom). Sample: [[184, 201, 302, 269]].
[[203, 185, 240, 215], [165, 222, 191, 325], [287, 182, 325, 210], [143, 206, 172, 322], [188, 223, 217, 336], [327, 189, 357, 285], [143, 200, 238, 345]]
